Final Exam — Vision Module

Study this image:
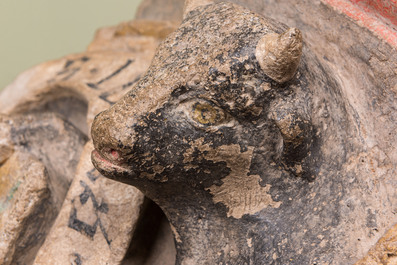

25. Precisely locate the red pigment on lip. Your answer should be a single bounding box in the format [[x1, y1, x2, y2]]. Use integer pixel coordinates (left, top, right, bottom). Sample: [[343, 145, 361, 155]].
[[94, 151, 117, 167], [110, 149, 120, 160]]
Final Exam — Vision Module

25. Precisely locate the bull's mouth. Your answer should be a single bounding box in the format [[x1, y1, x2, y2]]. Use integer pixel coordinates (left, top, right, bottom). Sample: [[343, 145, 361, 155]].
[[91, 149, 132, 175]]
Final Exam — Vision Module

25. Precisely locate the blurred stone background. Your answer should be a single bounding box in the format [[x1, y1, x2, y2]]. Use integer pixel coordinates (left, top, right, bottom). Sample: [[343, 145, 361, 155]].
[[0, 0, 143, 91]]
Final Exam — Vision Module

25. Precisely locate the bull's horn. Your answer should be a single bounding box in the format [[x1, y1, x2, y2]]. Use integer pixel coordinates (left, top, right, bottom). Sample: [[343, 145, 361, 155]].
[[255, 28, 303, 83], [183, 0, 214, 19]]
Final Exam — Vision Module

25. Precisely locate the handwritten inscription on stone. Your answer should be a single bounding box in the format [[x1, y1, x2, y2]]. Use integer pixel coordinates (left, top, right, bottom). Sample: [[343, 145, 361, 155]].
[[68, 180, 112, 246]]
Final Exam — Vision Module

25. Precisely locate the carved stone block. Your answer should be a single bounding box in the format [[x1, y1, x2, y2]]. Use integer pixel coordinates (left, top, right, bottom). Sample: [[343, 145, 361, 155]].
[[34, 142, 145, 265], [0, 152, 51, 265]]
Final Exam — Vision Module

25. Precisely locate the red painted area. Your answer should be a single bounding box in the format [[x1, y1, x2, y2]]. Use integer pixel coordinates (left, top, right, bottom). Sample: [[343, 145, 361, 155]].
[[323, 0, 397, 48], [349, 0, 397, 26], [110, 149, 120, 160], [92, 150, 127, 172]]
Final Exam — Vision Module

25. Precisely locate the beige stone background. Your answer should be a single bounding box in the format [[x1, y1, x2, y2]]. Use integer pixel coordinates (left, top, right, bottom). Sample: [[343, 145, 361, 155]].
[[0, 0, 143, 91]]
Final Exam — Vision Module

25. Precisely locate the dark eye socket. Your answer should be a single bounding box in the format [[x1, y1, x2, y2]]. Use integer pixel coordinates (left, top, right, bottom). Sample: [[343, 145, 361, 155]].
[[191, 102, 227, 126]]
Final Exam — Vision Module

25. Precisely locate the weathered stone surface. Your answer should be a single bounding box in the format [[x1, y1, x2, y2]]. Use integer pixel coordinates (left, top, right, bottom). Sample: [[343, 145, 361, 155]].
[[0, 53, 146, 135], [34, 142, 145, 265], [114, 20, 178, 39], [0, 116, 14, 165], [183, 0, 214, 19], [1, 0, 396, 263], [0, 152, 51, 265], [6, 113, 87, 208], [121, 200, 176, 265], [87, 19, 176, 58], [356, 223, 397, 265], [0, 12, 177, 264], [91, 1, 397, 264], [0, 112, 87, 210], [0, 113, 88, 264], [135, 0, 184, 22], [0, 18, 170, 133], [230, 0, 397, 262]]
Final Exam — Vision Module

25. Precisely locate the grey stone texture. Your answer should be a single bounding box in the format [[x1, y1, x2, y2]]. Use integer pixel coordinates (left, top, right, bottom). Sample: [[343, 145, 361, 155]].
[[0, 0, 396, 264], [92, 0, 397, 264]]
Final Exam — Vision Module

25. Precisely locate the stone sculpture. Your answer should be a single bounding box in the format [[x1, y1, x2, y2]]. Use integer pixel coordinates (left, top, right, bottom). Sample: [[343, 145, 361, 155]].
[[91, 1, 397, 264], [0, 15, 177, 265], [1, 0, 396, 264]]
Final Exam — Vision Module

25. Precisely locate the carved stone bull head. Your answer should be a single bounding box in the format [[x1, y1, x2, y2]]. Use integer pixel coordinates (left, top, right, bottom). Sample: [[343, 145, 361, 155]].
[[91, 2, 317, 264]]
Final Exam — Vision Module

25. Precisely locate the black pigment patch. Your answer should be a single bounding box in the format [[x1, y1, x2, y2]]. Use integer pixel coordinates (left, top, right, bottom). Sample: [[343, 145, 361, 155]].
[[171, 86, 190, 98]]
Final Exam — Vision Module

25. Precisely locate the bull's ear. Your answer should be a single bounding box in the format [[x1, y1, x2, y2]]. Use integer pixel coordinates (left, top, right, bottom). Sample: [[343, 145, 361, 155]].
[[255, 28, 303, 83], [183, 0, 214, 19]]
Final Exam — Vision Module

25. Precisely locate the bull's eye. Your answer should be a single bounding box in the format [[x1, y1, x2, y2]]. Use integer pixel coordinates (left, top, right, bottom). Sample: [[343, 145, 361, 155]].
[[191, 102, 226, 126]]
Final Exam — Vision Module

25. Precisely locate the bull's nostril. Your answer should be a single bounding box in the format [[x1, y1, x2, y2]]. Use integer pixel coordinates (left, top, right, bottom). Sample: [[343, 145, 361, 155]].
[[110, 149, 120, 160]]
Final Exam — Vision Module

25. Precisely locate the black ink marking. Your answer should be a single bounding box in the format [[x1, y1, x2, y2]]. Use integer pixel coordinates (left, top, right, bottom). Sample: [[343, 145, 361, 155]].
[[88, 59, 135, 90], [99, 73, 141, 104], [99, 92, 116, 105], [57, 69, 69, 76], [68, 181, 112, 246], [98, 219, 112, 245], [72, 253, 82, 265], [57, 56, 90, 80], [86, 168, 101, 183], [61, 67, 80, 81], [68, 207, 96, 238], [122, 75, 141, 90], [97, 59, 134, 85], [78, 181, 109, 213], [86, 83, 98, 89], [65, 60, 74, 69]]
